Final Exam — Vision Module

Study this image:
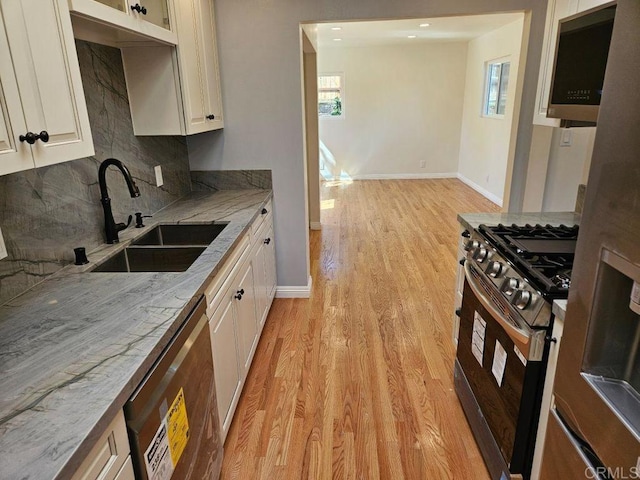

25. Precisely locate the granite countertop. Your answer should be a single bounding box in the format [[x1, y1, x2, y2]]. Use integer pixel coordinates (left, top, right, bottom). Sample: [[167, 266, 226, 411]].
[[552, 300, 568, 321], [457, 211, 581, 233], [0, 189, 272, 480]]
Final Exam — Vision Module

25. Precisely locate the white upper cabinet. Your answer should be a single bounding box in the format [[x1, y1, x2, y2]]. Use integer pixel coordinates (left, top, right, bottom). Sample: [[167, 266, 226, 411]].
[[173, 0, 223, 132], [533, 0, 578, 126], [577, 0, 612, 11], [69, 0, 177, 45], [122, 0, 224, 135], [0, 0, 93, 175]]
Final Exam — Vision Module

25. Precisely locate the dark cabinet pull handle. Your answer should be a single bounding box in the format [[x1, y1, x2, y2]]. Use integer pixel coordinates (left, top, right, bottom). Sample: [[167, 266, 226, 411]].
[[131, 3, 147, 14], [234, 288, 245, 300], [264, 238, 271, 245], [206, 114, 215, 120], [545, 335, 558, 344], [19, 131, 49, 145], [455, 308, 461, 317], [459, 258, 465, 266], [261, 208, 268, 215]]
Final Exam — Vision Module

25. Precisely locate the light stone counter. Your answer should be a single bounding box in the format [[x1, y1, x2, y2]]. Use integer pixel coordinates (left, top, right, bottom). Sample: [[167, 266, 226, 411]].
[[0, 189, 271, 480], [457, 211, 581, 234], [552, 299, 568, 321]]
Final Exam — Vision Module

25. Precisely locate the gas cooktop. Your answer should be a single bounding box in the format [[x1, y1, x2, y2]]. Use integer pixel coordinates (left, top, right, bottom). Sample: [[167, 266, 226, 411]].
[[478, 223, 579, 298]]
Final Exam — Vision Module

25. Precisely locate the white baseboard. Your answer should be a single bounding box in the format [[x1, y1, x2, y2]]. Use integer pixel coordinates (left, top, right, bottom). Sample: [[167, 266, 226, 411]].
[[275, 275, 313, 298], [323, 172, 458, 181], [309, 221, 321, 230], [456, 173, 503, 207]]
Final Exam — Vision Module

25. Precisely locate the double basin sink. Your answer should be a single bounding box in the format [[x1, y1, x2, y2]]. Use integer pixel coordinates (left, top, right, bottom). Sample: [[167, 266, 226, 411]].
[[93, 223, 228, 273]]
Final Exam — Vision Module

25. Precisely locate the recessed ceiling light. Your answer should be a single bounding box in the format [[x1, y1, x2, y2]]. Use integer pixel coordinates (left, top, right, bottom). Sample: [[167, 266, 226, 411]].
[[408, 35, 417, 39], [333, 38, 342, 41], [419, 23, 431, 27], [331, 27, 342, 31]]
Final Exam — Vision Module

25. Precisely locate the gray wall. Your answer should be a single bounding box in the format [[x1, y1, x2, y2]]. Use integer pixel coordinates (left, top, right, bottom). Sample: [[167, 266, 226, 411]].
[[187, 0, 547, 288], [0, 42, 191, 304]]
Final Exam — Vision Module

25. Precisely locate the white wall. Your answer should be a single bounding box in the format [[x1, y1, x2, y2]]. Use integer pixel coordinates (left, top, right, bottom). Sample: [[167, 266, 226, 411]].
[[187, 0, 547, 290], [457, 17, 525, 206], [542, 126, 596, 211], [317, 42, 468, 179]]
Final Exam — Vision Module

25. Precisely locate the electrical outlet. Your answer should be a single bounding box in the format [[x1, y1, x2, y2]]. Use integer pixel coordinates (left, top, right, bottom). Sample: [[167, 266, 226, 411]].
[[420, 160, 426, 168], [154, 165, 164, 187], [0, 227, 8, 260]]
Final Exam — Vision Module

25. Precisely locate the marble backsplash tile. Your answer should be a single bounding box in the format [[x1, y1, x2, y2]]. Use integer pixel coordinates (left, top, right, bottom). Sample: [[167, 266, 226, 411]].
[[0, 41, 191, 305], [191, 170, 272, 191]]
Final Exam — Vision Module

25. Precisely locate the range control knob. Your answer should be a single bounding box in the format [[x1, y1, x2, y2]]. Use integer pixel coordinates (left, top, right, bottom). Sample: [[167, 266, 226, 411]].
[[513, 289, 533, 310], [503, 277, 520, 296], [473, 247, 488, 263], [464, 239, 480, 252], [486, 261, 504, 278]]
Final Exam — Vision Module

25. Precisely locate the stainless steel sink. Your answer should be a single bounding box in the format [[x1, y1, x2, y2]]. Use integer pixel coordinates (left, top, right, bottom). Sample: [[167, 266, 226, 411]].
[[92, 246, 206, 273], [131, 223, 228, 246]]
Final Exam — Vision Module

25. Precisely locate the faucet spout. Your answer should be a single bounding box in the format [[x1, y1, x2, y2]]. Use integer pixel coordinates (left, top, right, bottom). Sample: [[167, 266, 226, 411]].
[[98, 158, 141, 244]]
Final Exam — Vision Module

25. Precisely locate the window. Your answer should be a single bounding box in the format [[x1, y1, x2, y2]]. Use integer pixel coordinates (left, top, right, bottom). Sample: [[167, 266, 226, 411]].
[[483, 59, 510, 117], [318, 74, 343, 117]]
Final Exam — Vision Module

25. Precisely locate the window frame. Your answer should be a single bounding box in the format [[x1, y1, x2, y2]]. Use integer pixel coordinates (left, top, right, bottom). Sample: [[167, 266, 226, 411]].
[[318, 73, 344, 118], [482, 57, 511, 119]]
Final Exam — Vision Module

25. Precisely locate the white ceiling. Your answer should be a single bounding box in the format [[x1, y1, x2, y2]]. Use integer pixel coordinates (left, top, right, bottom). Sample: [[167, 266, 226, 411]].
[[307, 13, 524, 49]]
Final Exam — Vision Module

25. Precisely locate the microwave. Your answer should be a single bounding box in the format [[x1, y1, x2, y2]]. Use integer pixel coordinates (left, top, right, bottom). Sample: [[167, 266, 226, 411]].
[[547, 2, 617, 123]]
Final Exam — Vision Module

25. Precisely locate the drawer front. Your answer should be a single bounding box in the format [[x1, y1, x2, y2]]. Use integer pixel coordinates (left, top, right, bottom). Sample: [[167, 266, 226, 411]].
[[71, 411, 130, 480], [204, 234, 250, 316], [251, 199, 273, 240]]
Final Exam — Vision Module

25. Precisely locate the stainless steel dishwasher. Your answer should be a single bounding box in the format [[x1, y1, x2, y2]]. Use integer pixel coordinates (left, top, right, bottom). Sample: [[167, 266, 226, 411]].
[[124, 297, 222, 480]]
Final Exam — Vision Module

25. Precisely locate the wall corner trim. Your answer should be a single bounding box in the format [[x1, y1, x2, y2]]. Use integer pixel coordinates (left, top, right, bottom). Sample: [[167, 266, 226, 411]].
[[275, 276, 313, 299]]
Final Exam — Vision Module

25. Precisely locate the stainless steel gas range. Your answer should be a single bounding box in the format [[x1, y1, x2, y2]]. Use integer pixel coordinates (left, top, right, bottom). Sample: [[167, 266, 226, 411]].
[[453, 223, 579, 480]]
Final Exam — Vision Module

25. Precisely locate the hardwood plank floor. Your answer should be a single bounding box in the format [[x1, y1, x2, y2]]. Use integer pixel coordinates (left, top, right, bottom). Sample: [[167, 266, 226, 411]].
[[221, 179, 500, 479]]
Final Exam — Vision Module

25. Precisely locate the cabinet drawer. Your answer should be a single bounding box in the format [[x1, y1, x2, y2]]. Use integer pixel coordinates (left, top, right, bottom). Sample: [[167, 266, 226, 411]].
[[204, 233, 250, 316], [251, 200, 273, 239], [71, 411, 130, 480]]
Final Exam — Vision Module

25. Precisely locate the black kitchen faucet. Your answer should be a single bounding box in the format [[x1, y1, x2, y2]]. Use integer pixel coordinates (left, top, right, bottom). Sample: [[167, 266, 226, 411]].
[[98, 158, 140, 244]]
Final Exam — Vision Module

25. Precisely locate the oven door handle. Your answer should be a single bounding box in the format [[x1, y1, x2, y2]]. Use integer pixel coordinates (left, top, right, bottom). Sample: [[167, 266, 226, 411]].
[[464, 260, 532, 357]]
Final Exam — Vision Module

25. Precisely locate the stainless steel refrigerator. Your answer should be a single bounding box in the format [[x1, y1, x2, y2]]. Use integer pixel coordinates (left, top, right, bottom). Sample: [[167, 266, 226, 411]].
[[540, 1, 640, 478]]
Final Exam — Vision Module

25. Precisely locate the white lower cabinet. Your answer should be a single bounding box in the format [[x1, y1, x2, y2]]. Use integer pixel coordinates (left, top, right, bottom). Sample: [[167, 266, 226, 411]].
[[71, 411, 133, 480], [206, 208, 276, 443]]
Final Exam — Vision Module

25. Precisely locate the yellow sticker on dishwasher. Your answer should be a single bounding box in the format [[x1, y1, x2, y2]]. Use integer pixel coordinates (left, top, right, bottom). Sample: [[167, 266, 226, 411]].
[[167, 387, 190, 466]]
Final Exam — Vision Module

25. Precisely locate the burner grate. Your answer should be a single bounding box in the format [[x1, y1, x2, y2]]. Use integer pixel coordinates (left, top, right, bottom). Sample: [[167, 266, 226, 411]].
[[478, 223, 579, 297]]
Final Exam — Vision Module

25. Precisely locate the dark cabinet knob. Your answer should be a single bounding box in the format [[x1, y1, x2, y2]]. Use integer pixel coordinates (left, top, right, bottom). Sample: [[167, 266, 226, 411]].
[[261, 208, 268, 215], [461, 230, 471, 238], [264, 238, 271, 245], [459, 258, 465, 266], [455, 308, 461, 317], [131, 3, 147, 14], [234, 288, 245, 300], [206, 114, 215, 120], [19, 131, 49, 145]]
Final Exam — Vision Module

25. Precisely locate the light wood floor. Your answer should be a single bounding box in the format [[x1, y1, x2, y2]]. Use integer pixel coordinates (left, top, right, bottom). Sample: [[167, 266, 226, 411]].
[[221, 179, 500, 479]]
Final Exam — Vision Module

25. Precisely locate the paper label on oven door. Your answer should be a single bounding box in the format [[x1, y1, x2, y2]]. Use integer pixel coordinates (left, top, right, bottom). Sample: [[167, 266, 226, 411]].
[[472, 312, 487, 366], [492, 340, 507, 387], [167, 387, 190, 466], [144, 421, 174, 480], [514, 345, 527, 366]]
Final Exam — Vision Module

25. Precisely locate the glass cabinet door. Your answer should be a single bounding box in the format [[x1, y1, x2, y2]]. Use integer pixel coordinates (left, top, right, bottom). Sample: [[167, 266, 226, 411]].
[[94, 0, 128, 12], [135, 0, 171, 30]]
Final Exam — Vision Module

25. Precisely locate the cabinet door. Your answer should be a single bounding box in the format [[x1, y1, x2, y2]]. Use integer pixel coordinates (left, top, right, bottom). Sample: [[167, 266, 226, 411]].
[[252, 240, 268, 327], [264, 224, 277, 301], [173, 0, 223, 134], [135, 0, 171, 30], [577, 0, 611, 11], [234, 261, 258, 373], [0, 13, 32, 175], [209, 297, 241, 437], [2, 0, 93, 168]]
